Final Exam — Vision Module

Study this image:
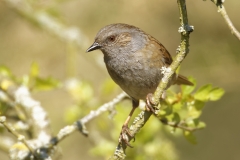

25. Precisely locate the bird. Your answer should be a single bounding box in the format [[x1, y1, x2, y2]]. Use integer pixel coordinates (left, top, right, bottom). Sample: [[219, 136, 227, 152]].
[[86, 23, 193, 147]]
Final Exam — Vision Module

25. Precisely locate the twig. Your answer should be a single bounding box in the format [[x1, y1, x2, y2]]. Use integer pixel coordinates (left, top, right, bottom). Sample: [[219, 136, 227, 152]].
[[211, 0, 240, 41], [48, 92, 128, 147], [160, 119, 200, 132], [110, 0, 193, 159], [4, 0, 89, 48], [0, 85, 52, 159], [0, 116, 38, 159], [4, 0, 90, 78]]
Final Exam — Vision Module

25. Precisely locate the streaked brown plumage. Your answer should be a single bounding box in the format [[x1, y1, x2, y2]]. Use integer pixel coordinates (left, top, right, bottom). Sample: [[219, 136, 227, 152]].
[[87, 23, 193, 146]]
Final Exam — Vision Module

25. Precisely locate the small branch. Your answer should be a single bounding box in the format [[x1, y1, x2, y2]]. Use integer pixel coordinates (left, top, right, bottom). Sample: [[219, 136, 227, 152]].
[[4, 0, 89, 48], [13, 86, 52, 138], [111, 0, 193, 159], [110, 111, 152, 160], [0, 85, 52, 159], [160, 119, 200, 132], [0, 116, 37, 159], [154, 0, 194, 107], [48, 92, 128, 147], [211, 0, 240, 40], [4, 0, 90, 78]]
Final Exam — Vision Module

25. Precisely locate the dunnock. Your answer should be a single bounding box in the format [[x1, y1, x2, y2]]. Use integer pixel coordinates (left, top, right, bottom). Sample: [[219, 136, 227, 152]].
[[87, 23, 193, 146]]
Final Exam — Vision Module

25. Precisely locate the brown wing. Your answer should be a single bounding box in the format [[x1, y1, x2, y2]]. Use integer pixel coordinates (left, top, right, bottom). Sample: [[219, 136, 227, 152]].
[[148, 35, 173, 66], [158, 42, 173, 66], [148, 36, 193, 86]]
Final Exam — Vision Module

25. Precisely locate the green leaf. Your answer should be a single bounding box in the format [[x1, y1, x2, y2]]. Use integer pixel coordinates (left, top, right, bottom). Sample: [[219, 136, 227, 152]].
[[21, 75, 30, 86], [197, 121, 206, 129], [0, 103, 9, 115], [30, 62, 39, 78], [184, 131, 197, 144], [181, 77, 196, 96], [172, 112, 181, 124], [172, 102, 183, 111], [0, 79, 14, 90], [188, 106, 202, 118], [194, 84, 225, 102], [194, 100, 205, 110], [209, 87, 225, 101], [65, 79, 93, 102], [34, 77, 61, 91], [0, 66, 12, 77], [165, 112, 180, 125], [159, 101, 172, 116], [186, 118, 206, 130], [64, 105, 82, 123], [166, 90, 177, 104], [186, 100, 204, 118], [194, 84, 213, 101]]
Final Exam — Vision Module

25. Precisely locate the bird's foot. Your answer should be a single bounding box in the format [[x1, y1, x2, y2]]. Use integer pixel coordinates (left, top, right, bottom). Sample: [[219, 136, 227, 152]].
[[119, 125, 134, 148], [146, 93, 158, 115]]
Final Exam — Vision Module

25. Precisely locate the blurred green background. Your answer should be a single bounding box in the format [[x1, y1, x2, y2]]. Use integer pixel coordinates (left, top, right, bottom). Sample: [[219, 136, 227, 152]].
[[0, 0, 240, 160]]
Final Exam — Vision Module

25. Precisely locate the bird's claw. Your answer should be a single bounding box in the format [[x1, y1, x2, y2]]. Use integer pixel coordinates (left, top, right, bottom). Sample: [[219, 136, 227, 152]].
[[119, 125, 134, 148], [146, 93, 158, 115]]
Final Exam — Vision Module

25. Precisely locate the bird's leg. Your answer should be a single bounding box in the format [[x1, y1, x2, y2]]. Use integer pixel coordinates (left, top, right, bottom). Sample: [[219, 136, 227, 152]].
[[119, 99, 139, 148], [146, 93, 158, 115]]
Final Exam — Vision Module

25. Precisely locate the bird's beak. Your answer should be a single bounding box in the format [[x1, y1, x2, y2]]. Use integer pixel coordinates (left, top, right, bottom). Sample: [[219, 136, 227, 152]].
[[86, 42, 101, 52]]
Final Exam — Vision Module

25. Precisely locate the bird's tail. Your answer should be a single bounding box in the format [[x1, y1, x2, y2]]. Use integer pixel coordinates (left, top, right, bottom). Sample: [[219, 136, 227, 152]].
[[175, 74, 193, 86]]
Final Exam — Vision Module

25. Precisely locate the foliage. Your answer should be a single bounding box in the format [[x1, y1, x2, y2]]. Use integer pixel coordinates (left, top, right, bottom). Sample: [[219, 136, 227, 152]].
[[157, 77, 224, 144], [0, 1, 230, 159], [64, 76, 224, 159], [0, 61, 225, 160]]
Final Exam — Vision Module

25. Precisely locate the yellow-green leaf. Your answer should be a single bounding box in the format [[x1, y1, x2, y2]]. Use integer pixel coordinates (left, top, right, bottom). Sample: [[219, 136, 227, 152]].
[[34, 77, 61, 91], [30, 62, 39, 78], [184, 131, 197, 144], [0, 66, 12, 77], [181, 77, 196, 96], [194, 84, 212, 101], [209, 87, 225, 101]]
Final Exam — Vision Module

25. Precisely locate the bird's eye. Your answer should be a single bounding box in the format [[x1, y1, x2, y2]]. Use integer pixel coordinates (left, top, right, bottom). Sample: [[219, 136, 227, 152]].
[[107, 35, 116, 42]]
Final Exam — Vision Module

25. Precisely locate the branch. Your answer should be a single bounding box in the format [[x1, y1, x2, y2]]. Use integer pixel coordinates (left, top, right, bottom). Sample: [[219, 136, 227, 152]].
[[4, 0, 90, 77], [1, 85, 128, 159], [0, 86, 52, 160], [211, 0, 240, 40], [160, 119, 200, 132], [0, 116, 38, 159], [110, 0, 193, 159], [4, 0, 89, 48], [47, 92, 128, 147]]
